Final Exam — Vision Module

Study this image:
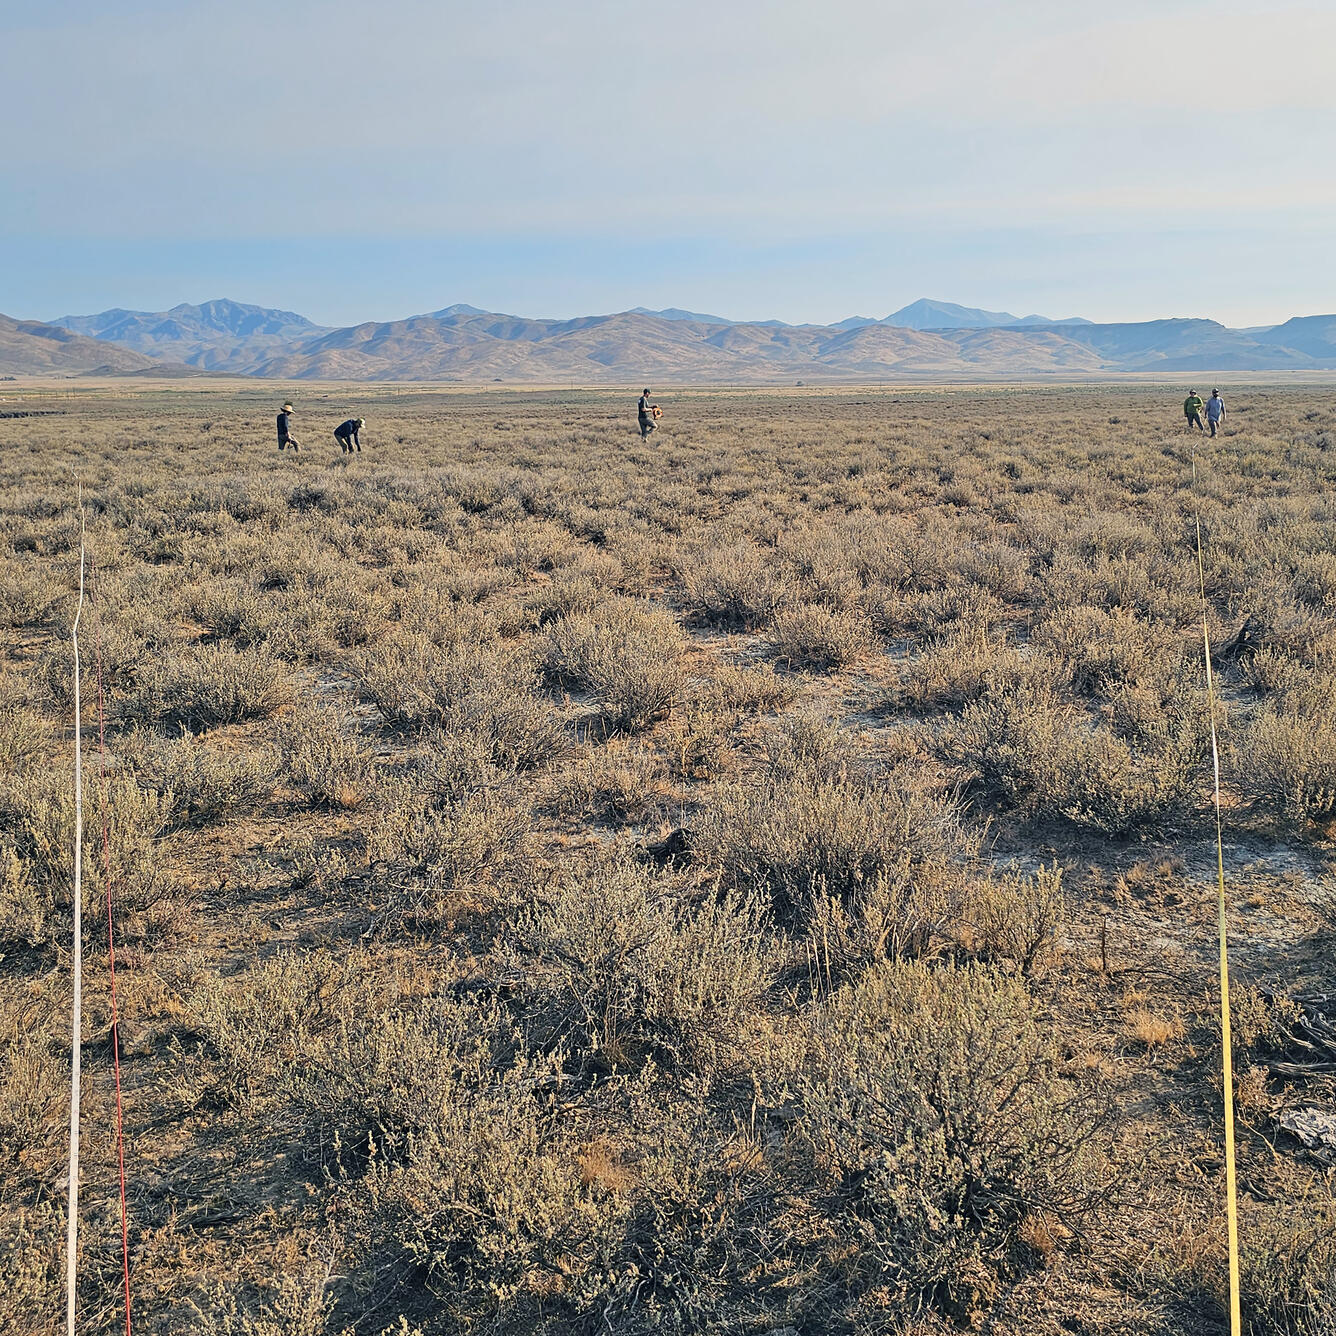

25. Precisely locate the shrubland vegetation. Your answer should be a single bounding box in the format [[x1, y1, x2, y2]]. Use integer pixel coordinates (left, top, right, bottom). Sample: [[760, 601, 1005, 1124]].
[[1, 383, 1334, 1334]]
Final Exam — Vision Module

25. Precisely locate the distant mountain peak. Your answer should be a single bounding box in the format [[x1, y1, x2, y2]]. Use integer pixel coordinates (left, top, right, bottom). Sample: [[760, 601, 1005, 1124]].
[[885, 298, 1019, 329], [626, 306, 735, 325], [167, 297, 320, 326], [428, 303, 493, 318], [883, 298, 1090, 330]]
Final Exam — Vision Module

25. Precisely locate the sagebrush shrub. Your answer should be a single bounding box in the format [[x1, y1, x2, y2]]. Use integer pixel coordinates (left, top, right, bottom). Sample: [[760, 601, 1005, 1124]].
[[546, 603, 685, 732], [897, 630, 1052, 713], [762, 713, 860, 783], [963, 863, 1066, 977], [803, 865, 959, 983], [1238, 1200, 1336, 1336], [1059, 718, 1202, 834], [1237, 699, 1336, 828], [176, 949, 374, 1111], [952, 537, 1031, 602], [765, 602, 871, 671], [124, 643, 293, 729], [880, 584, 1006, 642], [330, 999, 613, 1322], [121, 727, 279, 824], [0, 569, 54, 628], [190, 574, 379, 665], [935, 678, 1076, 815], [0, 1201, 63, 1336], [704, 660, 795, 715], [367, 780, 531, 927], [515, 857, 772, 1064], [680, 541, 780, 627], [791, 960, 1108, 1316], [277, 698, 376, 809], [598, 1087, 795, 1332], [1034, 604, 1186, 696], [408, 732, 507, 803], [188, 580, 273, 649], [1, 771, 176, 942], [1291, 550, 1336, 611], [0, 986, 63, 1169], [359, 632, 565, 768], [695, 758, 974, 933], [776, 525, 860, 608], [661, 705, 735, 781], [938, 678, 1201, 833], [0, 706, 49, 773], [36, 608, 173, 710], [0, 845, 46, 949], [186, 1269, 335, 1336], [524, 569, 602, 625], [1240, 646, 1311, 697], [546, 742, 668, 821]]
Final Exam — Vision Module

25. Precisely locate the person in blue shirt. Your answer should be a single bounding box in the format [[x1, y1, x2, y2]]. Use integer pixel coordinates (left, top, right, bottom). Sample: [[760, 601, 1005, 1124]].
[[1205, 390, 1226, 437], [335, 417, 365, 453]]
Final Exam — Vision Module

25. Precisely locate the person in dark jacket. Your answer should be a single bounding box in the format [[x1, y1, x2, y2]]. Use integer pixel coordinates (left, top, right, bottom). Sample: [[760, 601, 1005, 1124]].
[[277, 403, 299, 451], [637, 389, 658, 440], [334, 417, 365, 453]]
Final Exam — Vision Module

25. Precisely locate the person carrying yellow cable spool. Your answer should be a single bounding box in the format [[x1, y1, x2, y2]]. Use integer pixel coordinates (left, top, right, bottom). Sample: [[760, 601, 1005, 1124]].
[[637, 387, 661, 441]]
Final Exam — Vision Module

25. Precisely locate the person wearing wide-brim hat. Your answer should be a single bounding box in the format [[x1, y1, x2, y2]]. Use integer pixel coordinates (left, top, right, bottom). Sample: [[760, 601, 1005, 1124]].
[[1205, 388, 1227, 438], [335, 416, 366, 453], [277, 402, 299, 452]]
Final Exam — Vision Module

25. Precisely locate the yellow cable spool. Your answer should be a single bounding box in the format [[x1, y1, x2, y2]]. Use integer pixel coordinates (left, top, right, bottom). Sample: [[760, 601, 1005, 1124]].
[[652, 405, 663, 419]]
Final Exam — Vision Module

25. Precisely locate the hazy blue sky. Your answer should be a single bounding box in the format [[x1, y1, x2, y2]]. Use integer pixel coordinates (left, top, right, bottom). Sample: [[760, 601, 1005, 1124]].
[[4, 0, 1334, 326]]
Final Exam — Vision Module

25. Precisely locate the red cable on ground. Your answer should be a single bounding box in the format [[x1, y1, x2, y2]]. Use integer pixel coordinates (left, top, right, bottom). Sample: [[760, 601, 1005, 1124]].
[[93, 562, 133, 1336]]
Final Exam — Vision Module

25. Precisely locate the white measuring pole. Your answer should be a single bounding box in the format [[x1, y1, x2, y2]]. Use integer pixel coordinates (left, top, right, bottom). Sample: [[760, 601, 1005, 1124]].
[[66, 492, 86, 1336]]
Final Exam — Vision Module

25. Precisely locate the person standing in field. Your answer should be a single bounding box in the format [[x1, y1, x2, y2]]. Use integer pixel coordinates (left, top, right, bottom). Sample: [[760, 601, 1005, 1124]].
[[334, 417, 365, 453], [1205, 388, 1226, 437], [638, 388, 659, 441], [277, 402, 299, 451], [1183, 390, 1205, 433]]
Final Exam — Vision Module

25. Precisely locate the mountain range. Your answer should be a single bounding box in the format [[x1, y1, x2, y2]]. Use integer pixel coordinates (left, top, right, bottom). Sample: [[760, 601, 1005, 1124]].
[[51, 299, 328, 369], [6, 297, 1336, 381], [0, 313, 163, 376]]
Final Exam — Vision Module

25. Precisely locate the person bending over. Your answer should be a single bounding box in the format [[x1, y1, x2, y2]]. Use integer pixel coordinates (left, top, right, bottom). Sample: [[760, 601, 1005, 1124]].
[[335, 417, 365, 453]]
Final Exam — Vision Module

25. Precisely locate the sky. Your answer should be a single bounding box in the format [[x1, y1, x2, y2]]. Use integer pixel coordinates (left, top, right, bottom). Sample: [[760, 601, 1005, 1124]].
[[3, 0, 1335, 328]]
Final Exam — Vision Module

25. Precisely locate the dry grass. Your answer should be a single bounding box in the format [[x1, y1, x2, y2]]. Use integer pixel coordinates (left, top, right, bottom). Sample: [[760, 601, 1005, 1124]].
[[1122, 1004, 1185, 1049]]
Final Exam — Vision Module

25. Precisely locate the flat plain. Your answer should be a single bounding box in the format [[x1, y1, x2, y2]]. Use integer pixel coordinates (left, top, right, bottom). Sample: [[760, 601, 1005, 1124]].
[[1, 383, 1334, 1335]]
